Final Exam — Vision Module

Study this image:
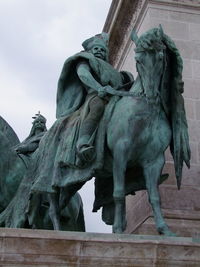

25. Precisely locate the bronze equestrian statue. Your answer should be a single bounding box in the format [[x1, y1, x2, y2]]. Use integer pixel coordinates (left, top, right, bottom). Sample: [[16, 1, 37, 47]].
[[0, 27, 190, 236]]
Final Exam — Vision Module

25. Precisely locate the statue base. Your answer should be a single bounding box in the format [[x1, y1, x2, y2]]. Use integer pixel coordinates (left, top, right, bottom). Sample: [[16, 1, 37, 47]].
[[0, 228, 199, 266]]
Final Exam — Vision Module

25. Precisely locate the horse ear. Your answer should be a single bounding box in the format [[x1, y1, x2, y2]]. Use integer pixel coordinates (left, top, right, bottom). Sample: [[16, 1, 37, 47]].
[[159, 24, 164, 38], [131, 29, 139, 44]]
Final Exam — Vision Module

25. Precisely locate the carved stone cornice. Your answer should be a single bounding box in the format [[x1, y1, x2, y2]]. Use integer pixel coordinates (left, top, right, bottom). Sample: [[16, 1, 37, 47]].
[[152, 0, 200, 8], [103, 0, 146, 67], [103, 0, 200, 68]]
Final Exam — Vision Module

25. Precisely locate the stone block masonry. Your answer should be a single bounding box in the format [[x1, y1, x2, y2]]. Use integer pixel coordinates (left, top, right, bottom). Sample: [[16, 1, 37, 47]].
[[0, 228, 200, 266]]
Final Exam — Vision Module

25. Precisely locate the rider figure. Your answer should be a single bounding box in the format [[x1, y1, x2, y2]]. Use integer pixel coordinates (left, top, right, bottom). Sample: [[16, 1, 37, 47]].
[[15, 113, 47, 156], [56, 33, 134, 167], [75, 34, 110, 164]]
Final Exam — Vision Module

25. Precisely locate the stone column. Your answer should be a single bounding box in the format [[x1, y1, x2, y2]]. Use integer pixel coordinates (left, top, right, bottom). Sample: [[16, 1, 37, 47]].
[[104, 0, 200, 237]]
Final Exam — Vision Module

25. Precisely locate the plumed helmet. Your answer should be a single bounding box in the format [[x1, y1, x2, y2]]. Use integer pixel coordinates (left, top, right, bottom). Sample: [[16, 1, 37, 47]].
[[32, 112, 47, 124]]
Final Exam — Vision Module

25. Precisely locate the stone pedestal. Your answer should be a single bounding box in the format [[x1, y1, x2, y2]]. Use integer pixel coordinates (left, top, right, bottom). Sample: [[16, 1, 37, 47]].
[[0, 228, 200, 266], [104, 0, 200, 237]]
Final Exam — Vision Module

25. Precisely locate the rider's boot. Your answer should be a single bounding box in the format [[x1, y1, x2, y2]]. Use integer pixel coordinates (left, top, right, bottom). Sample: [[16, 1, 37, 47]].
[[76, 135, 96, 165]]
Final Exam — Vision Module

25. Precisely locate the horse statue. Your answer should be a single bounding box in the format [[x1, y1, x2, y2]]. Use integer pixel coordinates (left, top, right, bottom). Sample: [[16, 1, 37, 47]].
[[71, 26, 190, 235], [95, 26, 191, 235], [0, 26, 190, 236], [94, 26, 190, 235]]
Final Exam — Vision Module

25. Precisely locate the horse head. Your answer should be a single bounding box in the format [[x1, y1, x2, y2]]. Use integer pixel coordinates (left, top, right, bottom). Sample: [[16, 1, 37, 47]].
[[132, 27, 166, 102]]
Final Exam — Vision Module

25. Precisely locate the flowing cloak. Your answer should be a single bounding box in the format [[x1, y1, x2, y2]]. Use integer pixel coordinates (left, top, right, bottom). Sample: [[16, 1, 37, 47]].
[[0, 51, 132, 229], [29, 51, 132, 194], [56, 51, 126, 118]]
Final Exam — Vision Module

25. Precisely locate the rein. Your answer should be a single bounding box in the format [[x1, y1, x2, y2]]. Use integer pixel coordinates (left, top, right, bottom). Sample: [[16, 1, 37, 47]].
[[105, 81, 139, 97]]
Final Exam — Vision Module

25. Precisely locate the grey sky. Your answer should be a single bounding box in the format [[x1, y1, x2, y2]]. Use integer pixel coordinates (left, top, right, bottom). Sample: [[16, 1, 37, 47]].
[[0, 0, 113, 233]]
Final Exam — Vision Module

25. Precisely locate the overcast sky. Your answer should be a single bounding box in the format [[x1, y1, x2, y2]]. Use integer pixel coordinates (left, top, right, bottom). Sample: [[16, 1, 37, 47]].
[[0, 0, 113, 233]]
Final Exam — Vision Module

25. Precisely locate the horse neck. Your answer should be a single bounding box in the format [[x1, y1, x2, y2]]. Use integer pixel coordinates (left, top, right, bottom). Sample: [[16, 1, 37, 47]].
[[129, 76, 161, 107]]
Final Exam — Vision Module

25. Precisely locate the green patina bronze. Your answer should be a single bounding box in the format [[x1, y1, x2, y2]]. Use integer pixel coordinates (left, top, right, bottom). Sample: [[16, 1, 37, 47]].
[[0, 27, 190, 235], [0, 114, 85, 231], [0, 116, 23, 210], [0, 114, 46, 213]]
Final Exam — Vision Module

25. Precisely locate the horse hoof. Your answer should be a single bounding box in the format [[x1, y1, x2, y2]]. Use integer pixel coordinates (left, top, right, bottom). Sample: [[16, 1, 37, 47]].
[[113, 225, 123, 234], [158, 225, 177, 236]]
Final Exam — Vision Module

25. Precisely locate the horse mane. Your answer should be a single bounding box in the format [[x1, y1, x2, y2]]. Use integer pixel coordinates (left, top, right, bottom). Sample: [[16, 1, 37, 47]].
[[162, 33, 183, 93], [134, 28, 190, 189], [161, 31, 190, 189]]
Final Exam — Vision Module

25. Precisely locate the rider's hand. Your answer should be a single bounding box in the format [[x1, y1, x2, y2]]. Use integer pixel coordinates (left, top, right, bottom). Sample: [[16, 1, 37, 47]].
[[98, 87, 107, 98]]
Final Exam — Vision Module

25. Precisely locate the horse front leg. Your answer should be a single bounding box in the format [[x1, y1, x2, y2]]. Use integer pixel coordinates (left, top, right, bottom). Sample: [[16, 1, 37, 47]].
[[143, 156, 176, 236], [112, 140, 129, 233]]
